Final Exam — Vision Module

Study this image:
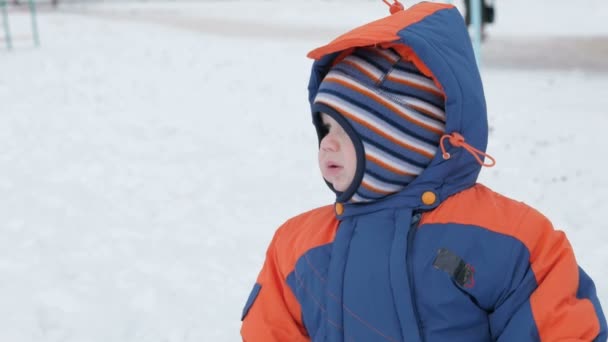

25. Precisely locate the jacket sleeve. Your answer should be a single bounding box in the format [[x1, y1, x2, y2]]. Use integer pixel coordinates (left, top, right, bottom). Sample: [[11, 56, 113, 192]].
[[489, 207, 607, 341], [241, 226, 309, 342]]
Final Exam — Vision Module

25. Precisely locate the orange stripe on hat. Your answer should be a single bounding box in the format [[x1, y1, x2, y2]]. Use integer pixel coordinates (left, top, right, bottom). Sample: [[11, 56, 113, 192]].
[[366, 154, 416, 177], [365, 46, 400, 64], [342, 59, 382, 83], [361, 180, 394, 195], [386, 73, 445, 98], [406, 103, 446, 123]]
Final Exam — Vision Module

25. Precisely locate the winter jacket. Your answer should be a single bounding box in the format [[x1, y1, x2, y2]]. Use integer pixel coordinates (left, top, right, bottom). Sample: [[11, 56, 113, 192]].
[[240, 2, 607, 341]]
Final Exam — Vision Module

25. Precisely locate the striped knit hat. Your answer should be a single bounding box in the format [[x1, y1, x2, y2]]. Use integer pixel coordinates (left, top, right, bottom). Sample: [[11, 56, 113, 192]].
[[312, 47, 446, 203]]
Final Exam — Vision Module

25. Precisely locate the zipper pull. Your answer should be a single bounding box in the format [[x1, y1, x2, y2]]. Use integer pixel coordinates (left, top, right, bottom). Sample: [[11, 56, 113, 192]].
[[411, 212, 422, 228]]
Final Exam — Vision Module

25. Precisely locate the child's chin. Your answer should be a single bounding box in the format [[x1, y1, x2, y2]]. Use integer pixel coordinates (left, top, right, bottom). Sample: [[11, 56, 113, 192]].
[[324, 177, 348, 192], [333, 183, 348, 192]]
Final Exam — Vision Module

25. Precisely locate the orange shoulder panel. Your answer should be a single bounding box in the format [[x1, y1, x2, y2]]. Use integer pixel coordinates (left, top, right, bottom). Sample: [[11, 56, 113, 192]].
[[274, 205, 340, 276], [421, 183, 600, 340], [307, 2, 453, 60], [420, 183, 530, 232], [242, 205, 338, 341]]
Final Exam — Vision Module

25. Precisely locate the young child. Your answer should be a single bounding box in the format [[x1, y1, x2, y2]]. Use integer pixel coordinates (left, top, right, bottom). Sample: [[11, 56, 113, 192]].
[[240, 1, 606, 341]]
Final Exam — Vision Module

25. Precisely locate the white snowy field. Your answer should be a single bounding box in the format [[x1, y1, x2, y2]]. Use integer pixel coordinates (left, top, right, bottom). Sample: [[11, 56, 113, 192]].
[[0, 1, 607, 341]]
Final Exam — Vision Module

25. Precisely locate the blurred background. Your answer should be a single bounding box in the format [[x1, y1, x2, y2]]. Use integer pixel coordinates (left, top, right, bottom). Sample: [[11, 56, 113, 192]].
[[1, 0, 607, 341]]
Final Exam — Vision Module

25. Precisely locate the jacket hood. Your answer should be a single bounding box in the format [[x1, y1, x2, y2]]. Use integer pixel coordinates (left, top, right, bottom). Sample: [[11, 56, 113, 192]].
[[308, 2, 488, 210]]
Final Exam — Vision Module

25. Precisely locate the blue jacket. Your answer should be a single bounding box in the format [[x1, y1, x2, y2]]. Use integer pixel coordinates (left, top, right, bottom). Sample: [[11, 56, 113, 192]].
[[241, 3, 607, 341]]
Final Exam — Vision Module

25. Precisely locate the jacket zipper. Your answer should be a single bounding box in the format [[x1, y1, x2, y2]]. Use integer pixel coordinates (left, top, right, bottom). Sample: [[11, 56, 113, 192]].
[[407, 212, 425, 342]]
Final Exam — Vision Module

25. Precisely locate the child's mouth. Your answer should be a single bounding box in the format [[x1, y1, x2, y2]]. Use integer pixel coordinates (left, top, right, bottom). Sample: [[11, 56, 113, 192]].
[[324, 161, 343, 176], [325, 160, 341, 168]]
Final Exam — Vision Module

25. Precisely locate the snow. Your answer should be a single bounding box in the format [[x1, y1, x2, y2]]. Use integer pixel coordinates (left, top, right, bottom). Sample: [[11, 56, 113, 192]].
[[0, 1, 606, 341]]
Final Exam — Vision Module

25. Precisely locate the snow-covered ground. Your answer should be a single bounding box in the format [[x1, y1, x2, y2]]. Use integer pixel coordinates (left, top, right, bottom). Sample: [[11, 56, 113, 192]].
[[0, 1, 606, 341]]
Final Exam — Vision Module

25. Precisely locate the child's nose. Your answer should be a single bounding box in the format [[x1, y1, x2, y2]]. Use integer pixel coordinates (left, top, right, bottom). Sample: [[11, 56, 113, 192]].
[[320, 134, 339, 152]]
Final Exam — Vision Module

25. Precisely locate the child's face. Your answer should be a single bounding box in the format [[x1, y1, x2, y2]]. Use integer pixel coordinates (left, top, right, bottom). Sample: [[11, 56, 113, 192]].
[[318, 113, 357, 192]]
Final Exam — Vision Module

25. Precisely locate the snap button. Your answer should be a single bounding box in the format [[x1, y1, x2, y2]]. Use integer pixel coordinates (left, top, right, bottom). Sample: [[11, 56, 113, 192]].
[[335, 202, 344, 215], [421, 191, 437, 205]]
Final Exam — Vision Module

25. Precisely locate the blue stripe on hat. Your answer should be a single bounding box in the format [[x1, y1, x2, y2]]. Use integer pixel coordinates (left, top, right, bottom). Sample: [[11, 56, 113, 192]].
[[352, 48, 396, 74], [389, 94, 446, 124], [366, 164, 416, 186], [381, 80, 445, 109], [331, 59, 382, 85]]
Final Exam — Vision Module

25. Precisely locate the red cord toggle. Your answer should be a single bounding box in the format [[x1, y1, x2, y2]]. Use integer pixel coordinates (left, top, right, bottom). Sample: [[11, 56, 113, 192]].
[[440, 132, 496, 167], [382, 0, 404, 14]]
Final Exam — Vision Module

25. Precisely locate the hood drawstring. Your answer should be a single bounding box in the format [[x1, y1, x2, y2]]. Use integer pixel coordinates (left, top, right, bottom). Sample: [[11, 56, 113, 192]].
[[440, 132, 496, 167], [382, 0, 404, 14]]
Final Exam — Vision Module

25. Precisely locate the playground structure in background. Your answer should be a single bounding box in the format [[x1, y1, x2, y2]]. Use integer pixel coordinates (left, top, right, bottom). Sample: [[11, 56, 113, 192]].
[[0, 0, 492, 66], [1, 0, 41, 49]]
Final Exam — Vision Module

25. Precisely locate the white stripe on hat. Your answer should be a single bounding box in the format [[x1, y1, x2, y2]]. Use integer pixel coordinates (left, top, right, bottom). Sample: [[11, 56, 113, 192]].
[[388, 68, 443, 94], [315, 92, 439, 157], [342, 55, 384, 82], [364, 143, 425, 175], [371, 48, 401, 63], [351, 193, 373, 203], [362, 173, 404, 193], [324, 72, 445, 133], [392, 94, 446, 122]]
